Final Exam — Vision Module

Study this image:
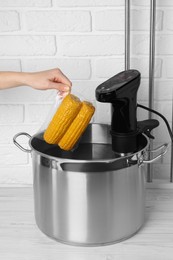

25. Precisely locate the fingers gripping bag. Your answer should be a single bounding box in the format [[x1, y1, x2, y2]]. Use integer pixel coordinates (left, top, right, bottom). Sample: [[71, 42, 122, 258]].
[[42, 92, 95, 151]]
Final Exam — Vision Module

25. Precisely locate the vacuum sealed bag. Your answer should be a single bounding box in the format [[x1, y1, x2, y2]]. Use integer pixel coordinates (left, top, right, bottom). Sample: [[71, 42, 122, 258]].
[[38, 93, 63, 133], [40, 92, 95, 151]]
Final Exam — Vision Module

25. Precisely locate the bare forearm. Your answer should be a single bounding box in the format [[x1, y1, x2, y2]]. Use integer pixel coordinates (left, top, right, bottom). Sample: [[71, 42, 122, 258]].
[[0, 72, 30, 89], [0, 69, 72, 95]]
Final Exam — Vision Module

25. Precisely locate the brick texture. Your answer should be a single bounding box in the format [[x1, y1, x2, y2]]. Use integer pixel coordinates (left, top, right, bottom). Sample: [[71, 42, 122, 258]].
[[156, 35, 173, 55], [94, 10, 124, 31], [22, 59, 91, 80], [0, 59, 21, 71], [0, 11, 20, 32], [0, 0, 51, 7], [26, 104, 52, 124], [95, 58, 162, 78], [0, 145, 28, 165], [0, 105, 24, 124], [61, 35, 124, 56], [94, 10, 163, 31], [0, 87, 56, 103], [164, 11, 173, 31], [0, 124, 40, 144], [26, 11, 91, 32], [0, 36, 56, 56], [53, 0, 123, 7]]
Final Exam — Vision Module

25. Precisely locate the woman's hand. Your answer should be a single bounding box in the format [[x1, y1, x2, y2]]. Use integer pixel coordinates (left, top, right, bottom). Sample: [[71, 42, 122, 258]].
[[0, 68, 72, 96], [25, 68, 72, 94]]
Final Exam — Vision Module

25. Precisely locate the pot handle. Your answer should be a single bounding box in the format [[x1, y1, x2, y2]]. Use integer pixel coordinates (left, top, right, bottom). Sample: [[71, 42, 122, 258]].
[[13, 132, 32, 153], [143, 143, 168, 164]]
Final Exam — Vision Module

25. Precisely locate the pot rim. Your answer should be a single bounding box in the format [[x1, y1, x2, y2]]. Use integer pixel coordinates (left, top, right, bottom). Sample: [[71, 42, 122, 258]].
[[29, 123, 150, 164]]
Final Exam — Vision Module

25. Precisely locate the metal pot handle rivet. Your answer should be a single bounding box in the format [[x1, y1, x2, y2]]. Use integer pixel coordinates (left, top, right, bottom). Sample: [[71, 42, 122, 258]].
[[51, 160, 64, 171], [143, 143, 168, 164], [13, 132, 32, 153]]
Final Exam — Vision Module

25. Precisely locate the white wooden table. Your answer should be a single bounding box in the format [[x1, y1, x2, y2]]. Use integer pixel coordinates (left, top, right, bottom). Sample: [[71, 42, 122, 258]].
[[0, 188, 173, 260]]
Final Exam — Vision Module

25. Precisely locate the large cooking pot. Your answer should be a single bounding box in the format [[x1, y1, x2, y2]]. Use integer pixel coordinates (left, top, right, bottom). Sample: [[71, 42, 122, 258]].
[[13, 123, 167, 246]]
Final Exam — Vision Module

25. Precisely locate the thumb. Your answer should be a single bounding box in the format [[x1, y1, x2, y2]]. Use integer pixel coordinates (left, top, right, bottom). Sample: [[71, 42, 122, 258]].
[[48, 82, 70, 92]]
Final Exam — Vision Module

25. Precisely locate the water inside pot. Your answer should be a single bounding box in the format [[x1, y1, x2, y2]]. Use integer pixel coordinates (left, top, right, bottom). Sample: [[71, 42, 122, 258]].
[[30, 124, 148, 162], [34, 140, 116, 160]]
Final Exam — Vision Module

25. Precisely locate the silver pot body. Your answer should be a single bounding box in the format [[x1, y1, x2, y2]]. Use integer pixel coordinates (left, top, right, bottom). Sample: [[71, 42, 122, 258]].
[[13, 124, 167, 246], [33, 153, 145, 246]]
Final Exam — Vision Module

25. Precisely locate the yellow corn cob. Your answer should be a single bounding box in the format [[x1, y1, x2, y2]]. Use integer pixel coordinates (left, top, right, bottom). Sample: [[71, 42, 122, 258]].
[[44, 94, 82, 144], [58, 101, 95, 151]]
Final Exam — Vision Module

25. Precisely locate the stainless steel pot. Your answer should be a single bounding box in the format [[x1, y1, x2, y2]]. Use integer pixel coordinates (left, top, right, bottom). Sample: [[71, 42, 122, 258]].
[[13, 124, 167, 246]]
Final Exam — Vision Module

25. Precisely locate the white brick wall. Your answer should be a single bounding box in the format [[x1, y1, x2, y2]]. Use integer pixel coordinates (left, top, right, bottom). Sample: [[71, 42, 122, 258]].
[[0, 105, 24, 123], [95, 58, 162, 78], [22, 59, 91, 79], [0, 0, 51, 7], [0, 0, 173, 186], [60, 35, 124, 56], [0, 11, 20, 31], [26, 11, 91, 32], [0, 59, 21, 71], [0, 36, 56, 56], [53, 0, 124, 7]]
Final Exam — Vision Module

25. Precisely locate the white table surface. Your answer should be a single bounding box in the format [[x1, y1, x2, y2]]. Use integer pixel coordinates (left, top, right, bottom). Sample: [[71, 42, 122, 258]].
[[0, 187, 173, 260]]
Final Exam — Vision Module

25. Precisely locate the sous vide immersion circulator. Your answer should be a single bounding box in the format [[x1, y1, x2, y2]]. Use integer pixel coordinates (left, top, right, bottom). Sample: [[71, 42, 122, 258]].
[[96, 69, 159, 154]]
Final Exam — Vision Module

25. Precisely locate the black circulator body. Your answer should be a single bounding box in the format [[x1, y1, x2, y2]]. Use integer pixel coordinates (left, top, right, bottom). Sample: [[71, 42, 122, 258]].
[[96, 69, 159, 154]]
